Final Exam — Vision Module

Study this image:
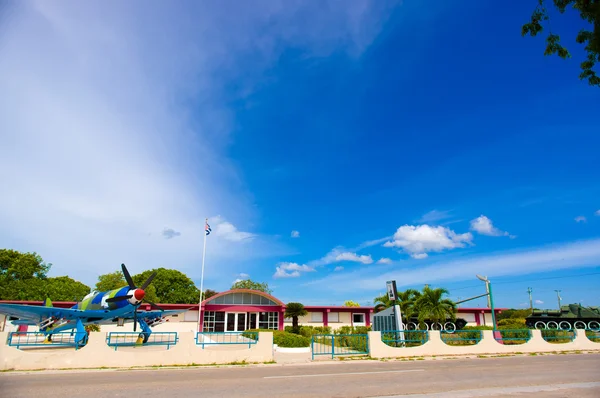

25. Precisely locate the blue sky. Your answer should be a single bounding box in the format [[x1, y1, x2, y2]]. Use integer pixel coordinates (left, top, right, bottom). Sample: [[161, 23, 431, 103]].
[[1, 1, 598, 309]]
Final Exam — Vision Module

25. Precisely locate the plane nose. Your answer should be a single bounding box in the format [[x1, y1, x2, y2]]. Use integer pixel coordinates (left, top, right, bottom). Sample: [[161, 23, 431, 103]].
[[134, 289, 145, 301]]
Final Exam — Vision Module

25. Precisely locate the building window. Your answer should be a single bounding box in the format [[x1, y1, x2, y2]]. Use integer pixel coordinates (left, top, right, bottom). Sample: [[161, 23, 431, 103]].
[[203, 311, 225, 332], [209, 293, 278, 306], [258, 312, 278, 330], [328, 312, 339, 323], [353, 313, 365, 325], [310, 312, 323, 322]]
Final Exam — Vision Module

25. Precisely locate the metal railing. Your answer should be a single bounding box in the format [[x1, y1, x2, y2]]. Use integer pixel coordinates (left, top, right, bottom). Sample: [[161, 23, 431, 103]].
[[441, 330, 482, 346], [380, 330, 429, 347], [540, 329, 576, 343], [494, 329, 532, 345], [311, 334, 369, 360], [585, 329, 600, 342], [7, 331, 88, 349], [195, 331, 258, 349], [106, 332, 178, 350]]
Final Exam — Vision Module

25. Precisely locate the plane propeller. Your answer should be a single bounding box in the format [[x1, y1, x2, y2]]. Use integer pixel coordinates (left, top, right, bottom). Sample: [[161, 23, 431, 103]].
[[105, 263, 165, 332]]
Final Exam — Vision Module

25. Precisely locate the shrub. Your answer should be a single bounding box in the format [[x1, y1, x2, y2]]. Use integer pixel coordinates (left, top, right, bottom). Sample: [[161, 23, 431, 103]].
[[284, 325, 301, 334], [497, 318, 527, 329], [243, 329, 310, 347]]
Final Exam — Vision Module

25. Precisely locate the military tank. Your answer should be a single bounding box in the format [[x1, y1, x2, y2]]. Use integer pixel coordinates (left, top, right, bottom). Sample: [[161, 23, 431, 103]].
[[403, 317, 468, 332], [525, 303, 600, 330]]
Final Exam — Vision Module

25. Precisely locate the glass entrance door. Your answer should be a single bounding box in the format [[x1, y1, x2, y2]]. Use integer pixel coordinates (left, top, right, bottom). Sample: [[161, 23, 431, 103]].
[[225, 312, 248, 332], [237, 313, 246, 331], [248, 313, 258, 330], [226, 313, 236, 331]]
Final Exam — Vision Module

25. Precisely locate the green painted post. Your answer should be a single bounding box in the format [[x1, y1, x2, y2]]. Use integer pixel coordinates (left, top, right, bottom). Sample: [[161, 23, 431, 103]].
[[489, 281, 497, 331], [331, 335, 334, 359]]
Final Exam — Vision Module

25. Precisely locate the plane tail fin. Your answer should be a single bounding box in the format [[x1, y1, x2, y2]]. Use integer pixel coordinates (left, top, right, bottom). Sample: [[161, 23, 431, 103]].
[[44, 298, 53, 307]]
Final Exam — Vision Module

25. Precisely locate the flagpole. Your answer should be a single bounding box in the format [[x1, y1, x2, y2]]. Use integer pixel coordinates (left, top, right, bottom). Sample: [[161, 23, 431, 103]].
[[197, 218, 208, 333]]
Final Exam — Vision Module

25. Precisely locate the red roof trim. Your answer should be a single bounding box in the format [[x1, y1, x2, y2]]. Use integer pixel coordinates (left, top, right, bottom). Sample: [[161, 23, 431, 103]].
[[202, 289, 285, 307]]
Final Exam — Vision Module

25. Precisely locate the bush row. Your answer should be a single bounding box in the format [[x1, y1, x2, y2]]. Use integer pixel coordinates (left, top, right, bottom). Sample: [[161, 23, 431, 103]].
[[243, 329, 310, 347], [284, 325, 372, 336]]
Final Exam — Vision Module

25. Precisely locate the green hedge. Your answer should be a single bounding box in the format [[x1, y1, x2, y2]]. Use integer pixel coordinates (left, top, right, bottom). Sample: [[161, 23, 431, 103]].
[[243, 329, 311, 347]]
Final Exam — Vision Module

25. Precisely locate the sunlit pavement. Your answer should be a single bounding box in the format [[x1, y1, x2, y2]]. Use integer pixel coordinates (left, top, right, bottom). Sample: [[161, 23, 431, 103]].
[[1, 353, 599, 397]]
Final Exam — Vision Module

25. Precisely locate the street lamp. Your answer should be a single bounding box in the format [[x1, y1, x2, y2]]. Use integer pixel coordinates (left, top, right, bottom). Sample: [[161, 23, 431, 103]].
[[476, 274, 496, 331]]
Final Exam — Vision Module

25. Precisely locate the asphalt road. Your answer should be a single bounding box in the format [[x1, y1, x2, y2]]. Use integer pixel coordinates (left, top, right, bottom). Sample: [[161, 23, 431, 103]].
[[1, 354, 599, 397]]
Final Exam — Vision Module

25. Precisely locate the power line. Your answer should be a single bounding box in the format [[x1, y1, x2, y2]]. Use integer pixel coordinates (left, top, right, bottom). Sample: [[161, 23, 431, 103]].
[[448, 271, 600, 292]]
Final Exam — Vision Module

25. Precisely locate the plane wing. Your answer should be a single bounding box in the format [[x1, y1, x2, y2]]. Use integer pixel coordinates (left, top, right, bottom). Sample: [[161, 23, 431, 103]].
[[0, 303, 190, 325], [0, 303, 115, 323], [136, 309, 188, 320]]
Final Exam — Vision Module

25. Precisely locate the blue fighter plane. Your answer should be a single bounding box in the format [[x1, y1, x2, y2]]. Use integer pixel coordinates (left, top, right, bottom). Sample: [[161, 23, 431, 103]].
[[0, 264, 189, 345]]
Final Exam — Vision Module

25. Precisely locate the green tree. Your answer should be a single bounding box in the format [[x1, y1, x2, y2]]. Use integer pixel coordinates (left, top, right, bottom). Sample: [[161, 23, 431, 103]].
[[522, 0, 600, 86], [94, 271, 126, 292], [132, 268, 200, 304], [496, 308, 533, 321], [231, 279, 273, 294], [373, 293, 392, 313], [397, 289, 421, 322], [284, 302, 308, 329], [343, 300, 360, 307], [413, 286, 457, 326], [202, 289, 218, 301], [45, 276, 90, 301], [0, 249, 51, 300]]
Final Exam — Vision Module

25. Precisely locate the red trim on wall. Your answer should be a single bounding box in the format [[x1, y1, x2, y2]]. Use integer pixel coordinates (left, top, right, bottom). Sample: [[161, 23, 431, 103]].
[[201, 289, 285, 306], [202, 304, 282, 313]]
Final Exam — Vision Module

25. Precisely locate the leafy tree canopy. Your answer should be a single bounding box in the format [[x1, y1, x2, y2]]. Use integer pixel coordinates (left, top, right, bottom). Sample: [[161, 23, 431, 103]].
[[202, 289, 218, 301], [94, 271, 126, 292], [496, 308, 533, 320], [0, 249, 90, 301], [132, 268, 200, 304], [522, 0, 600, 86], [0, 249, 50, 281], [231, 279, 273, 294], [343, 300, 360, 307], [44, 276, 91, 301]]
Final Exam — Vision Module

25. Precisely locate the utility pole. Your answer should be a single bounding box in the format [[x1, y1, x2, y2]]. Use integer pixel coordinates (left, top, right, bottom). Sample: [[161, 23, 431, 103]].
[[555, 290, 562, 309], [527, 287, 533, 310], [485, 282, 491, 308]]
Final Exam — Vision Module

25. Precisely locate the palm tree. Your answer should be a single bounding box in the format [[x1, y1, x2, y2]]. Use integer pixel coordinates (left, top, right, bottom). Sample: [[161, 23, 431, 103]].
[[413, 286, 457, 327], [284, 302, 308, 329], [397, 289, 421, 322], [374, 288, 421, 320], [373, 293, 392, 313]]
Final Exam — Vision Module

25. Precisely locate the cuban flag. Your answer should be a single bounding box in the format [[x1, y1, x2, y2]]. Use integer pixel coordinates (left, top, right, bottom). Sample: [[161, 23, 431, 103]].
[[205, 220, 212, 236]]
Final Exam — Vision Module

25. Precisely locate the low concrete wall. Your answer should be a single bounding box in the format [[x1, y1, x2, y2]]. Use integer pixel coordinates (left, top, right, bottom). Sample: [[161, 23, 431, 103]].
[[0, 332, 273, 371], [368, 329, 599, 358]]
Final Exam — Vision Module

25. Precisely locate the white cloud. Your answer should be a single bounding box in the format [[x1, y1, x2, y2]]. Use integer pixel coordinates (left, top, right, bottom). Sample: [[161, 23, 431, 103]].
[[575, 216, 587, 223], [0, 1, 393, 285], [535, 299, 544, 304], [417, 209, 453, 224], [595, 210, 600, 216], [273, 262, 315, 279], [411, 253, 428, 259], [383, 224, 473, 258], [351, 236, 393, 251], [335, 252, 374, 264], [307, 247, 375, 267], [291, 230, 300, 238], [210, 216, 255, 242], [304, 238, 600, 293], [334, 266, 344, 271], [469, 215, 510, 237], [237, 273, 249, 279], [377, 258, 392, 264]]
